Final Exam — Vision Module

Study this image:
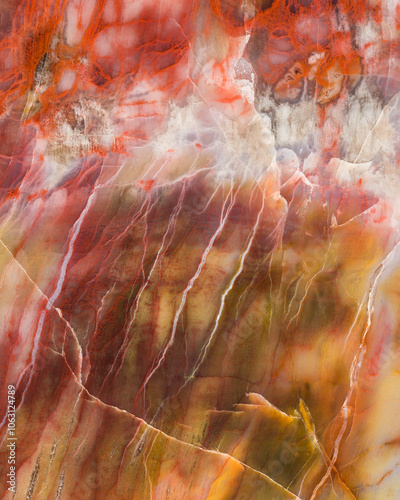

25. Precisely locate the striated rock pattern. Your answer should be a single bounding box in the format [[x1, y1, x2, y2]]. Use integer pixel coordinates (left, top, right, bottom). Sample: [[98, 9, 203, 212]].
[[1, 0, 400, 498]]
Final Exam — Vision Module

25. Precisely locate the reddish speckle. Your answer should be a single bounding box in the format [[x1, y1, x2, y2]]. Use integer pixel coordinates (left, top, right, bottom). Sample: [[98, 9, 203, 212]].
[[6, 187, 19, 200], [137, 179, 155, 192]]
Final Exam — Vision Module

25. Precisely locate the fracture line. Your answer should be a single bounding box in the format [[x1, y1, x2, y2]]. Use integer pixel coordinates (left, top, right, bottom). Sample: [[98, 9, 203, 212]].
[[13, 186, 99, 413]]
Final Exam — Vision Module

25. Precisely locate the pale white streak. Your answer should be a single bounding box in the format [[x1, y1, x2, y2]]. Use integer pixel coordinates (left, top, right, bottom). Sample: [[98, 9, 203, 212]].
[[296, 455, 319, 497], [138, 181, 237, 393], [66, 387, 85, 441], [143, 443, 154, 499], [30, 187, 98, 362], [234, 273, 258, 325], [310, 239, 400, 499], [187, 190, 266, 381], [0, 225, 87, 435], [141, 157, 169, 182], [14, 186, 99, 412], [197, 178, 224, 215], [98, 186, 186, 392], [111, 195, 152, 246], [95, 283, 117, 331], [230, 182, 266, 323], [47, 187, 98, 310], [84, 189, 153, 370], [284, 270, 307, 322], [0, 239, 80, 350], [134, 156, 161, 182], [155, 165, 215, 191], [298, 401, 351, 500], [344, 292, 367, 347], [233, 255, 265, 326], [287, 248, 330, 330], [280, 169, 316, 191]]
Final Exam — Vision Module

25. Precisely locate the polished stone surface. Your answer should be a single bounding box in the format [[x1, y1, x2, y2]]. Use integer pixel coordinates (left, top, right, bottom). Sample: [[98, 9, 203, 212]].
[[1, 0, 400, 498]]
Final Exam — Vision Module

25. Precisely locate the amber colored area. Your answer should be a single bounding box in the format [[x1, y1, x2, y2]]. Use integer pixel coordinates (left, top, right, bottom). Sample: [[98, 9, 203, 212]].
[[1, 0, 400, 499]]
